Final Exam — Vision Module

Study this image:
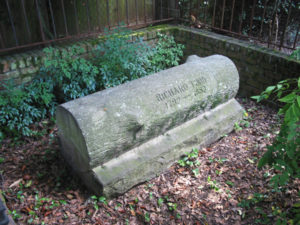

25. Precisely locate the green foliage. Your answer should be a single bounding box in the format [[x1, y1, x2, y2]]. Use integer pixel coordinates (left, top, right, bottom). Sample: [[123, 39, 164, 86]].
[[8, 209, 22, 220], [0, 45, 98, 140], [207, 175, 220, 192], [238, 193, 266, 209], [178, 148, 200, 167], [148, 33, 185, 73], [94, 28, 185, 88], [167, 202, 177, 211], [226, 180, 234, 187], [252, 78, 300, 223], [290, 47, 300, 61], [144, 212, 150, 222], [1, 28, 185, 140], [94, 27, 153, 88], [157, 197, 164, 207], [252, 78, 300, 188], [234, 122, 243, 132], [234, 111, 250, 132], [0, 79, 54, 139], [238, 192, 300, 224], [192, 168, 200, 176], [178, 148, 202, 179], [91, 195, 107, 210], [40, 45, 98, 102]]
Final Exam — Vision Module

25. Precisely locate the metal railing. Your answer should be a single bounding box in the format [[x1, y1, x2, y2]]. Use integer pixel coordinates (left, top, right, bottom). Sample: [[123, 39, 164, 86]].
[[0, 0, 175, 55], [1, 0, 299, 55], [175, 0, 299, 51]]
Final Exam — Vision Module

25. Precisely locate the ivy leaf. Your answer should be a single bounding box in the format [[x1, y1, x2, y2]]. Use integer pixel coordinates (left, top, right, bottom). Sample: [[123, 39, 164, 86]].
[[251, 95, 261, 101], [265, 86, 276, 94], [278, 103, 291, 115], [157, 198, 164, 206], [285, 103, 300, 125], [279, 93, 296, 103], [292, 103, 300, 118], [287, 123, 298, 141], [297, 96, 300, 108], [192, 168, 200, 177], [277, 84, 283, 90]]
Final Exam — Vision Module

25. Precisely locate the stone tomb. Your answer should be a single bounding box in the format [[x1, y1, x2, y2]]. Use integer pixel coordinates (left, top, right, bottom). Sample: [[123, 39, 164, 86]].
[[56, 55, 244, 197]]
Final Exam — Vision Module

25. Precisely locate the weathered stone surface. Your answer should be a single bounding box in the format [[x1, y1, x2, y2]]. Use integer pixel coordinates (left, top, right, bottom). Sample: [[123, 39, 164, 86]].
[[56, 55, 244, 197]]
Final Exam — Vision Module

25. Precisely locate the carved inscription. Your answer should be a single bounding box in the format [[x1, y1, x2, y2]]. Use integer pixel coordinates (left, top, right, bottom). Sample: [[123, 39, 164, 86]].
[[155, 83, 189, 102], [155, 77, 208, 109]]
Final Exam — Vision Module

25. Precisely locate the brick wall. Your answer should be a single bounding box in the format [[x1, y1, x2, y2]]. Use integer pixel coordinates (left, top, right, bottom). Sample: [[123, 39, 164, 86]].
[[168, 26, 300, 97], [0, 29, 160, 87], [1, 25, 299, 97]]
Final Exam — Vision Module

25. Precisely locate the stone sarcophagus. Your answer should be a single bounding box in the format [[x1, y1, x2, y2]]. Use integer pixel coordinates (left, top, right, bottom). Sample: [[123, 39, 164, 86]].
[[56, 55, 244, 197]]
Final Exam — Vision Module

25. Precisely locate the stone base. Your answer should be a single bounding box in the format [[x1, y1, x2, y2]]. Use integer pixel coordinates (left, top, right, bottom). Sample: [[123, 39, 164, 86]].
[[84, 99, 243, 197]]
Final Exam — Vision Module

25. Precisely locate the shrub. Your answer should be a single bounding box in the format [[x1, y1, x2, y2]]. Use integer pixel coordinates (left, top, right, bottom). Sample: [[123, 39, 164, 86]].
[[0, 45, 99, 140], [252, 77, 300, 188], [94, 27, 153, 88], [0, 79, 54, 139], [94, 28, 185, 88], [40, 45, 99, 102], [148, 32, 185, 73], [0, 28, 185, 140]]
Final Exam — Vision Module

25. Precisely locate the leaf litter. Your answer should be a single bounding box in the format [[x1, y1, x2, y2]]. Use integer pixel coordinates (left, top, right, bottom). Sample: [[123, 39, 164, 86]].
[[0, 98, 299, 224]]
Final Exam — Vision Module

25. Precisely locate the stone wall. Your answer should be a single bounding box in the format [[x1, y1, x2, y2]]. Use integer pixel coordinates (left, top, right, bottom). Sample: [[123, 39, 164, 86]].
[[1, 25, 299, 97]]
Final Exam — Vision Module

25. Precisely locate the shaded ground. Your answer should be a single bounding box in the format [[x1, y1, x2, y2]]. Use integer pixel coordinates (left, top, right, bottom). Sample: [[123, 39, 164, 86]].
[[0, 98, 299, 224]]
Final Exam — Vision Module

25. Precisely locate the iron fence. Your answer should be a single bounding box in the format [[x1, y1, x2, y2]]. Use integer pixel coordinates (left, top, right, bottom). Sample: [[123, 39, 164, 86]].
[[175, 0, 299, 51], [0, 0, 299, 55], [0, 0, 175, 55]]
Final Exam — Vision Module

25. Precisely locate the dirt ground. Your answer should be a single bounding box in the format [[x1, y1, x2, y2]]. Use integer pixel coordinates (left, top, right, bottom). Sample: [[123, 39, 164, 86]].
[[0, 98, 299, 225]]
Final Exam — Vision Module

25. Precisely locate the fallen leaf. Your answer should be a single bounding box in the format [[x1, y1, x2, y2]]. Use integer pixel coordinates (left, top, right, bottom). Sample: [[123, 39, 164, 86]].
[[118, 208, 125, 213], [140, 205, 147, 210], [177, 167, 186, 173], [247, 158, 254, 164], [130, 209, 136, 216], [44, 210, 52, 216], [66, 194, 74, 200], [191, 200, 196, 209], [55, 212, 62, 217], [9, 178, 23, 188]]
